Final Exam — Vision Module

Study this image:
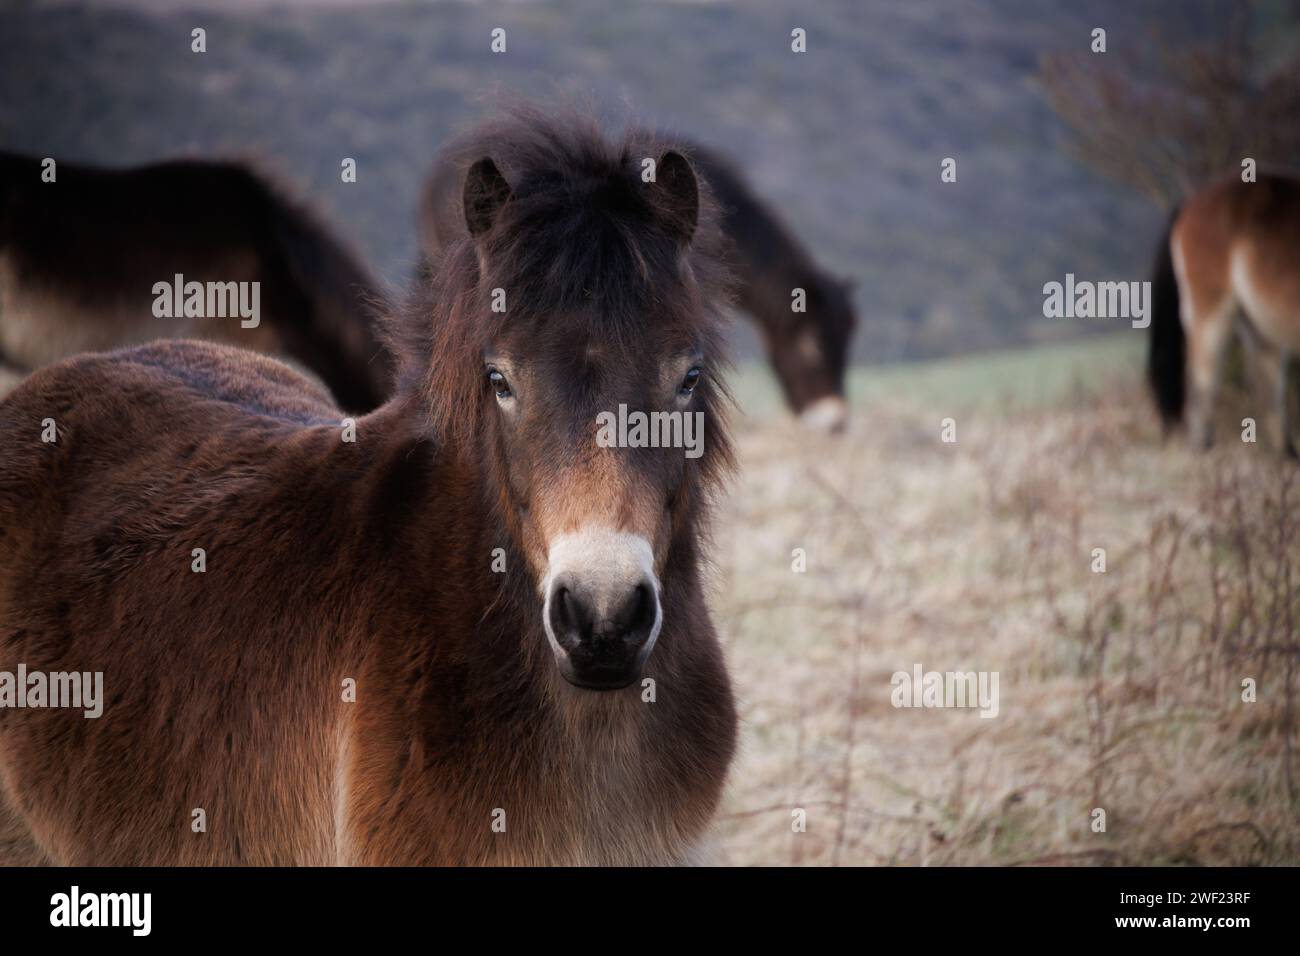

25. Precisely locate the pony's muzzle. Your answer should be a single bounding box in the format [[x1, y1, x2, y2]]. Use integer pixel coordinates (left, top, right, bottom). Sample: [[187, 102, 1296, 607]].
[[799, 395, 848, 434], [541, 529, 663, 691]]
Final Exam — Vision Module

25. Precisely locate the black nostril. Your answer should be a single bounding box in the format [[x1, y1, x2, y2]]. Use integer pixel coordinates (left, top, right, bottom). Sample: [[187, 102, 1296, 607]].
[[611, 582, 656, 642], [556, 586, 574, 630], [550, 583, 594, 648]]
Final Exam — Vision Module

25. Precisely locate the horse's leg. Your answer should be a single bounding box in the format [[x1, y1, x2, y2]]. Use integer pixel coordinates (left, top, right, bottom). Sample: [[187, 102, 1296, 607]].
[[1276, 350, 1296, 459], [1259, 346, 1296, 458], [1185, 297, 1235, 450], [1239, 317, 1296, 457]]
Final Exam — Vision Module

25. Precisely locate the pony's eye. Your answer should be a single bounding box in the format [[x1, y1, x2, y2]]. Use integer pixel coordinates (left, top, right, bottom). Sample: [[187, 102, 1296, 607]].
[[488, 369, 512, 400], [679, 366, 702, 397]]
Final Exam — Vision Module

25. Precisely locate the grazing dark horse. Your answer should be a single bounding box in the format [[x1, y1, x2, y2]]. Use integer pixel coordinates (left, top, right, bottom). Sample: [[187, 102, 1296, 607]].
[[421, 136, 858, 431], [1149, 171, 1300, 456], [0, 110, 737, 865], [0, 151, 392, 411]]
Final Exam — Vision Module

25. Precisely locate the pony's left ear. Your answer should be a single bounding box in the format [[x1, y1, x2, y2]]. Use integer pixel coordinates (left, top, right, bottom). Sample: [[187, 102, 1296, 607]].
[[463, 157, 513, 238], [654, 150, 699, 245]]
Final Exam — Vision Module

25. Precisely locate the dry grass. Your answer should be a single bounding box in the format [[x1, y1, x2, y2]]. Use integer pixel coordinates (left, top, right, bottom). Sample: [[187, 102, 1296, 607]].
[[710, 339, 1300, 866]]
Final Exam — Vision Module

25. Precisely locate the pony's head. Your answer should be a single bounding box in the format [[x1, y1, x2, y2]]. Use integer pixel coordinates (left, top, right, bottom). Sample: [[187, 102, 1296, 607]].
[[414, 109, 732, 690], [774, 270, 856, 433]]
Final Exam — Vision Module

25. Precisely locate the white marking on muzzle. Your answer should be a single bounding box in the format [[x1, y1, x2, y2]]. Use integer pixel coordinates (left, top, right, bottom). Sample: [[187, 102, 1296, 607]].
[[799, 395, 848, 432], [540, 527, 663, 660]]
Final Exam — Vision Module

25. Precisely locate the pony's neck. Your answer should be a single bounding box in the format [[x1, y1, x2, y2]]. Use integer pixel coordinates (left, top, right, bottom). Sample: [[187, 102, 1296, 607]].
[[359, 384, 543, 665]]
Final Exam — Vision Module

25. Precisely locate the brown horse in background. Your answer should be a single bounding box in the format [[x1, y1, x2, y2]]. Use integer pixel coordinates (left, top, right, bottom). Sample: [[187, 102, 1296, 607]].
[[0, 151, 392, 411], [1148, 171, 1300, 457], [421, 134, 858, 431], [0, 109, 737, 865]]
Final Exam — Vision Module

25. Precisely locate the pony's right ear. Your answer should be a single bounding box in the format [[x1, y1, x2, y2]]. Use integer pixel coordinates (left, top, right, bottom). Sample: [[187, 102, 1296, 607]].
[[463, 158, 512, 238]]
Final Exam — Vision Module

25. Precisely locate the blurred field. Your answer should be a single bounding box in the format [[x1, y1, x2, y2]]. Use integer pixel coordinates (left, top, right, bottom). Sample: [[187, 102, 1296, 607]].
[[0, 0, 1221, 363], [712, 335, 1300, 865]]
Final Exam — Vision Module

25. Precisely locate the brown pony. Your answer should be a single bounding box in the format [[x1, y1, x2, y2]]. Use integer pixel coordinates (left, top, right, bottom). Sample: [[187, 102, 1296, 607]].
[[0, 109, 737, 865], [0, 151, 393, 411], [1148, 171, 1300, 456], [421, 135, 858, 431]]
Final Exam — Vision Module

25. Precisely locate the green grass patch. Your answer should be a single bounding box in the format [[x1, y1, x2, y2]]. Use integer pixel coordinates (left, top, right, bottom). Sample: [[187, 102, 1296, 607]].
[[729, 333, 1144, 420]]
